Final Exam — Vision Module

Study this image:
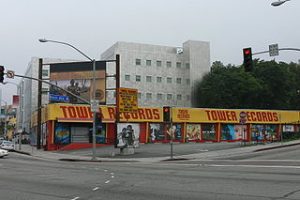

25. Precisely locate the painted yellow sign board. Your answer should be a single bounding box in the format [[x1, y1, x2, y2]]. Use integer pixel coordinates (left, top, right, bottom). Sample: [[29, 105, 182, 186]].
[[118, 88, 138, 113]]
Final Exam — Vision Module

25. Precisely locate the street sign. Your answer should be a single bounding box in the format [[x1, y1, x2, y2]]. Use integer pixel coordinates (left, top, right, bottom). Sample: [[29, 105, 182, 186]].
[[118, 87, 138, 113], [269, 44, 279, 57], [6, 70, 15, 79], [90, 100, 100, 112]]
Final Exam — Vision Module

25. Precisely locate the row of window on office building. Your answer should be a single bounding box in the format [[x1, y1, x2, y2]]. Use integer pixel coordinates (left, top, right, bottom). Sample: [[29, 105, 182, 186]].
[[135, 59, 190, 69], [111, 91, 190, 101], [125, 74, 190, 85]]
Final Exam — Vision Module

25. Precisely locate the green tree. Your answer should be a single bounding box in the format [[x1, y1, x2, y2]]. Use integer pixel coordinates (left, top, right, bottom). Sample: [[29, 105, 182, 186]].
[[194, 60, 300, 110]]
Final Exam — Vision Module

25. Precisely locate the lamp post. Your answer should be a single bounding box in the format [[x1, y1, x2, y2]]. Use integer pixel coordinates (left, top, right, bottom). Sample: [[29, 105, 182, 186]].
[[271, 0, 291, 6], [39, 38, 98, 160]]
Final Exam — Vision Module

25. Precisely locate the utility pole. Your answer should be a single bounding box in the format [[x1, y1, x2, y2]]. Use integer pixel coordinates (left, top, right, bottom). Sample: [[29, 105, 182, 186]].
[[115, 55, 120, 148], [37, 58, 42, 149]]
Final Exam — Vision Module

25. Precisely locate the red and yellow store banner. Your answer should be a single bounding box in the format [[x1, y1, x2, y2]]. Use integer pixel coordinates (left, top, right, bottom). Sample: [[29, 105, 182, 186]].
[[172, 108, 300, 124], [43, 104, 300, 124], [46, 103, 162, 123]]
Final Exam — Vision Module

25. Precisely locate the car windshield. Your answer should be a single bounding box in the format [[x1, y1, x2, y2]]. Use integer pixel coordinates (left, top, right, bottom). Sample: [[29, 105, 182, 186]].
[[3, 141, 11, 145]]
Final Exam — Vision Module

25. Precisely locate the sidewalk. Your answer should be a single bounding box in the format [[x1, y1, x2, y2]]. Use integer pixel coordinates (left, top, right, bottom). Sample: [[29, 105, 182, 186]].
[[13, 140, 300, 163]]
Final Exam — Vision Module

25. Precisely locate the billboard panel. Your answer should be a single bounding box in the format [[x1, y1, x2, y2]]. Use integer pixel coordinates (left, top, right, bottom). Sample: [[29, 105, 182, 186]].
[[49, 61, 106, 104]]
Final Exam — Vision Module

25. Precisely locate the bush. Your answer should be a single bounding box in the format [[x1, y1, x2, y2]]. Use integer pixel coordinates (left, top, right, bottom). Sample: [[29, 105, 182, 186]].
[[282, 132, 300, 141]]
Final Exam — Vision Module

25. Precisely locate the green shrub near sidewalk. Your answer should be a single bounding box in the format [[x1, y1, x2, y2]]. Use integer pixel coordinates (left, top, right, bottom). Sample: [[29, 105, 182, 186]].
[[282, 132, 300, 142]]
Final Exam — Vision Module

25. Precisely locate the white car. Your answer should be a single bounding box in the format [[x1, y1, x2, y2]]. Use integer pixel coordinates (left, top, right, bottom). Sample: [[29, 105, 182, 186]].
[[0, 141, 14, 151], [0, 149, 8, 158]]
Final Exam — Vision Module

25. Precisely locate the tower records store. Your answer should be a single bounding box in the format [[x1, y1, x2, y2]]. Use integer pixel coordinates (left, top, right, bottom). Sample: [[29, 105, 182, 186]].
[[31, 104, 300, 151]]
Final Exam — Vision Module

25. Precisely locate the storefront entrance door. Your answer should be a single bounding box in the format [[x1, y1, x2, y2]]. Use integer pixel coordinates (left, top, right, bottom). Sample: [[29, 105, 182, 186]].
[[71, 126, 89, 143]]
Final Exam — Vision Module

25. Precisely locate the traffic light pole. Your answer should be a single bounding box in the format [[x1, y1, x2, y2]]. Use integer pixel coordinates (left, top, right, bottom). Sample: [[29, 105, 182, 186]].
[[170, 110, 174, 160], [252, 47, 300, 55]]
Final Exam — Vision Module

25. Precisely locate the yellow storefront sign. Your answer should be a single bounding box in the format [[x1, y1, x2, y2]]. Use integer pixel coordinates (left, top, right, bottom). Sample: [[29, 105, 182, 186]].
[[172, 108, 300, 124], [46, 103, 162, 123], [38, 103, 300, 124]]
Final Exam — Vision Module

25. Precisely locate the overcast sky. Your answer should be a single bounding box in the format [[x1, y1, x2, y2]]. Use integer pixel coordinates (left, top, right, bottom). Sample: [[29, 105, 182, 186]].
[[0, 0, 299, 103]]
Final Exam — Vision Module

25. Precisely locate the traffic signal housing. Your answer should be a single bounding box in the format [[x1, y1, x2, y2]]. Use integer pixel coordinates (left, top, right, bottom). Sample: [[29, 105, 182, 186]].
[[0, 66, 4, 83], [95, 111, 102, 127], [243, 48, 253, 72], [163, 106, 171, 123]]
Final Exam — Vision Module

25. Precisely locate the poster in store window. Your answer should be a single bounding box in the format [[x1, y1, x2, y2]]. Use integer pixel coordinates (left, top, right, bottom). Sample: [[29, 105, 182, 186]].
[[186, 124, 201, 141], [117, 123, 140, 148], [251, 124, 277, 141], [164, 124, 182, 140], [55, 123, 70, 144], [149, 123, 164, 142], [221, 124, 244, 140], [202, 124, 216, 141]]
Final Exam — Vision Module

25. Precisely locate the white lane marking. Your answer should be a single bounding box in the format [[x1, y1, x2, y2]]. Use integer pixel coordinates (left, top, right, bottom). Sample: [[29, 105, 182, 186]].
[[93, 187, 99, 191], [105, 180, 110, 184], [71, 197, 80, 200], [104, 169, 108, 172], [207, 164, 300, 169]]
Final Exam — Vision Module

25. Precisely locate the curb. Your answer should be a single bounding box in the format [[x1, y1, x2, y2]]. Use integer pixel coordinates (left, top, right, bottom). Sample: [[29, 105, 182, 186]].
[[253, 142, 300, 152], [59, 158, 139, 162], [12, 150, 31, 156]]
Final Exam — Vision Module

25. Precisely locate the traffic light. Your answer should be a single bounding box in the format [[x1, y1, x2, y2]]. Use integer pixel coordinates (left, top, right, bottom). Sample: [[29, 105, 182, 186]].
[[243, 48, 253, 72], [95, 111, 102, 127], [0, 66, 4, 83], [163, 106, 171, 122]]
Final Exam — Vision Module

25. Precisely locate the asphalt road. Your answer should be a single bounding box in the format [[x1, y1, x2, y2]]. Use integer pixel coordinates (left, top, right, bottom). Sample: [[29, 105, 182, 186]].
[[59, 142, 242, 158], [1, 145, 300, 200]]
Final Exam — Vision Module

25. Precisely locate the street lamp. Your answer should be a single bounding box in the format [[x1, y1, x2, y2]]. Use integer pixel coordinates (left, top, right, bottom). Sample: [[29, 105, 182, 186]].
[[39, 38, 98, 160], [271, 0, 291, 7]]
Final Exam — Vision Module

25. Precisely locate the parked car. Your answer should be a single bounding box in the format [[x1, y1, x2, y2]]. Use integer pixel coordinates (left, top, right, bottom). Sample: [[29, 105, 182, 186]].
[[0, 141, 14, 151], [0, 149, 8, 158]]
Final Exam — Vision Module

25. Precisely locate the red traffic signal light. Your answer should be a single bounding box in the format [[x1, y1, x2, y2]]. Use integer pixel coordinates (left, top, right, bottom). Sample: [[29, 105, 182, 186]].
[[163, 106, 171, 122], [0, 66, 4, 83], [243, 48, 253, 72]]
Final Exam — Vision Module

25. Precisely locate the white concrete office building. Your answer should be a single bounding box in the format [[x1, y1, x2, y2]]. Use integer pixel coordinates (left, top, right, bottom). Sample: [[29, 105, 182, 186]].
[[101, 40, 210, 108], [17, 40, 210, 134], [17, 57, 73, 133]]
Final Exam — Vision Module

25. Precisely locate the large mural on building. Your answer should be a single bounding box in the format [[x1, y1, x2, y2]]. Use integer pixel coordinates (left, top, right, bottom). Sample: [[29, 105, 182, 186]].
[[49, 61, 106, 104]]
